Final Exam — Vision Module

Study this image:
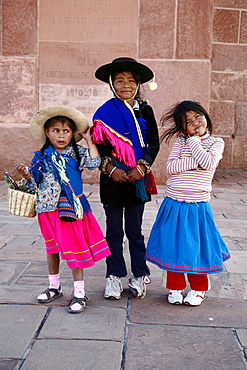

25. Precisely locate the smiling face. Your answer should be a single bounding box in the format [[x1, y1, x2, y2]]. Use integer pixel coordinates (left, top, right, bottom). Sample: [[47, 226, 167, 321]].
[[184, 110, 208, 137], [112, 71, 138, 105], [45, 120, 74, 152]]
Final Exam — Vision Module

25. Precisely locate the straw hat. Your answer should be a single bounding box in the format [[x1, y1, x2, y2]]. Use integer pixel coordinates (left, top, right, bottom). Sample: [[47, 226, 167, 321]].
[[30, 106, 89, 144], [95, 57, 154, 84]]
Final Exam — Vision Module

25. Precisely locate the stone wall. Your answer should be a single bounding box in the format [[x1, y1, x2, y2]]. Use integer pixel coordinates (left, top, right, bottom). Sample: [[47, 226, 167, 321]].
[[0, 0, 246, 184], [210, 0, 247, 168]]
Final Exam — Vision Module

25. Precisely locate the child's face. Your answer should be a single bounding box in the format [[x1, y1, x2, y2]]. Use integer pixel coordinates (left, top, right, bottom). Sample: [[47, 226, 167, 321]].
[[113, 71, 137, 102], [45, 121, 74, 152], [183, 110, 207, 137]]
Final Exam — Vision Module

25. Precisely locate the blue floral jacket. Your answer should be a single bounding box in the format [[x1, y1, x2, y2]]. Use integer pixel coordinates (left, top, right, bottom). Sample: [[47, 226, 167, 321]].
[[25, 144, 100, 214]]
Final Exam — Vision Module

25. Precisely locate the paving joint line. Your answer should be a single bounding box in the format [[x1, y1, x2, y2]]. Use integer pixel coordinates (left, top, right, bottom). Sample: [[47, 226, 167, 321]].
[[16, 306, 52, 369], [120, 297, 131, 370], [232, 329, 247, 367]]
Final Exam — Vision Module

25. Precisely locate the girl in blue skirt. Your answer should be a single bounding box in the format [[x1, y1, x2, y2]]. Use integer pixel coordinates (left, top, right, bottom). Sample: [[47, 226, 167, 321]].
[[146, 100, 230, 306]]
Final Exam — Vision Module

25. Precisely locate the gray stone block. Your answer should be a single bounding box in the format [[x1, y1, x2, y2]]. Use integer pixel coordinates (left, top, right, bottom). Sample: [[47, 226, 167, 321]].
[[22, 339, 123, 370], [125, 325, 246, 370], [129, 297, 247, 328], [39, 306, 126, 341], [0, 305, 47, 358]]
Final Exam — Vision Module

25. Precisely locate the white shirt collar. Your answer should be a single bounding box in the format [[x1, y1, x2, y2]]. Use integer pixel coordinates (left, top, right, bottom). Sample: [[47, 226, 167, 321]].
[[133, 100, 140, 110]]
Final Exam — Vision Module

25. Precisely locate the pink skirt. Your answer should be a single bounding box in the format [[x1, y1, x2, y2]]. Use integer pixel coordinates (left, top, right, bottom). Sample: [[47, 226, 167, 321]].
[[38, 210, 110, 269]]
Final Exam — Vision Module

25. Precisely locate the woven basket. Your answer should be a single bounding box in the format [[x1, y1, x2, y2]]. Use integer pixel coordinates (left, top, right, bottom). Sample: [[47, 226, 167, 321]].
[[8, 187, 36, 218]]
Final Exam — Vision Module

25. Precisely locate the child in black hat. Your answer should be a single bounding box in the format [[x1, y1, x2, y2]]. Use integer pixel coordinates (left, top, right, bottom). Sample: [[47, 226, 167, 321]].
[[91, 57, 160, 299]]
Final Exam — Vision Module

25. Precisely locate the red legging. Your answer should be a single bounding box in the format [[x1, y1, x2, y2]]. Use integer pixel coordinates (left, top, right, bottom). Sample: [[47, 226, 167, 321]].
[[166, 271, 210, 291]]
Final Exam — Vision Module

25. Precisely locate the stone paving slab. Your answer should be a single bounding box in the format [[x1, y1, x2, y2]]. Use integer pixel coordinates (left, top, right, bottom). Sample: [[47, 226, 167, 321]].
[[153, 271, 247, 300], [219, 209, 247, 219], [215, 218, 247, 228], [39, 306, 126, 341], [0, 261, 29, 284], [0, 170, 247, 369], [124, 325, 246, 370], [0, 359, 19, 370], [20, 261, 50, 275], [0, 285, 72, 305], [0, 226, 40, 236], [0, 305, 47, 358], [225, 251, 247, 274], [5, 235, 42, 248], [208, 273, 247, 300], [233, 236, 247, 250], [0, 215, 37, 226], [214, 193, 247, 201], [86, 293, 128, 309], [218, 227, 247, 237], [237, 329, 247, 347], [0, 246, 46, 262], [222, 236, 240, 251], [210, 199, 242, 208], [129, 297, 247, 328], [0, 234, 13, 248], [21, 339, 123, 370]]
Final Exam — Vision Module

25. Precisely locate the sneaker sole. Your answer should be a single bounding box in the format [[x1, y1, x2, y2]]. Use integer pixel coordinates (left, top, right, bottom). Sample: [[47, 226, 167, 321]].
[[128, 285, 146, 299], [184, 296, 206, 306], [184, 299, 205, 306], [104, 295, 121, 300], [37, 292, 63, 303], [68, 306, 85, 314]]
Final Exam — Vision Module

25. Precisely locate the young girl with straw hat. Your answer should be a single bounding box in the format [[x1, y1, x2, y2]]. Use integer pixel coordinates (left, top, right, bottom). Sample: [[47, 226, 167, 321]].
[[17, 106, 110, 313]]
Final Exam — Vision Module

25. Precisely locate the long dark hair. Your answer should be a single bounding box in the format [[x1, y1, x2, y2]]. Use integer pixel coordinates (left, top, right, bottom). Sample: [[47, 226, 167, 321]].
[[160, 100, 212, 143], [41, 116, 81, 162]]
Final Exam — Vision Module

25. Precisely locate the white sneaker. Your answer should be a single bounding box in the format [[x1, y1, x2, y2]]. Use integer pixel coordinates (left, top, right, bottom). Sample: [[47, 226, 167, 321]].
[[128, 276, 150, 299], [104, 275, 123, 300], [184, 290, 206, 306], [168, 290, 183, 305]]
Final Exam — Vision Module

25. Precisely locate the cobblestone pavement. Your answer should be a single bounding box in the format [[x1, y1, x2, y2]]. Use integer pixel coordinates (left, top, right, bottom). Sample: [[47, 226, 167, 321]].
[[0, 168, 247, 370]]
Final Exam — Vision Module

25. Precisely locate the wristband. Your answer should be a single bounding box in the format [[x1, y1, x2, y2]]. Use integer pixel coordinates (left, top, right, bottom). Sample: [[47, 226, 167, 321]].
[[99, 156, 113, 174], [109, 166, 117, 177], [137, 159, 151, 174], [136, 165, 145, 177]]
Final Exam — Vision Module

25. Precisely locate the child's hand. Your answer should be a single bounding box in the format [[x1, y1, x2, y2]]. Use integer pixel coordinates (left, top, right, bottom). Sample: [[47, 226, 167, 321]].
[[80, 127, 91, 142], [127, 167, 143, 182], [17, 164, 31, 181], [80, 126, 99, 159]]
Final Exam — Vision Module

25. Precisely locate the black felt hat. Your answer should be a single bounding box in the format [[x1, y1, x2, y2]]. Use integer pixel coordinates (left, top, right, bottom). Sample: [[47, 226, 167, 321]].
[[95, 57, 154, 84]]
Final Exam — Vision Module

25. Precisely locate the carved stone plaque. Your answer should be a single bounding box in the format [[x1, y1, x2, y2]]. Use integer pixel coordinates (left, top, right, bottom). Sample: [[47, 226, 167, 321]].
[[39, 0, 138, 117], [39, 42, 137, 85], [40, 0, 138, 43]]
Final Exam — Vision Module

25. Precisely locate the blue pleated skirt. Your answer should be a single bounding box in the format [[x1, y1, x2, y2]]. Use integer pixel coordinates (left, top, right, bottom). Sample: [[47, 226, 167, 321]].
[[146, 197, 230, 274]]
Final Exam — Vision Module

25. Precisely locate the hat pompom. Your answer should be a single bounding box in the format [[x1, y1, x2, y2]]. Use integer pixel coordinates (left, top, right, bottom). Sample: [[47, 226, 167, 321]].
[[148, 82, 158, 91]]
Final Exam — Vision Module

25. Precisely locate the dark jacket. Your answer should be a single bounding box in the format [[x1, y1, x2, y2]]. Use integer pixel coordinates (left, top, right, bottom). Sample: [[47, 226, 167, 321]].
[[96, 101, 160, 207]]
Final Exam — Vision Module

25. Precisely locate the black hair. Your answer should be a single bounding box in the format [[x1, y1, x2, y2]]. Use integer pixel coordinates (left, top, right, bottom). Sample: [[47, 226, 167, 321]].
[[111, 70, 142, 100], [41, 116, 81, 162], [160, 100, 212, 143]]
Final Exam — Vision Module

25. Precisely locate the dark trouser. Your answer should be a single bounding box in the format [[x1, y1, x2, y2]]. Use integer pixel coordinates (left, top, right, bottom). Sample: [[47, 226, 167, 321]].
[[103, 203, 150, 278]]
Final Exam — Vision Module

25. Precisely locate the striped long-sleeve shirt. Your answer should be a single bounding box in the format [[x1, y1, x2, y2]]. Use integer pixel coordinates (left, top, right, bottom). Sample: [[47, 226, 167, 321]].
[[165, 133, 224, 202]]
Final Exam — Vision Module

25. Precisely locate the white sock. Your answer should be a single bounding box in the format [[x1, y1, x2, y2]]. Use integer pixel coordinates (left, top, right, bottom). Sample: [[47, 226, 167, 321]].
[[74, 280, 85, 298], [49, 273, 60, 290]]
